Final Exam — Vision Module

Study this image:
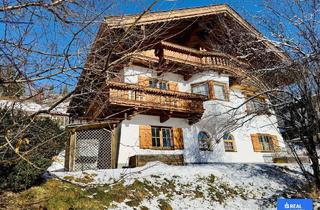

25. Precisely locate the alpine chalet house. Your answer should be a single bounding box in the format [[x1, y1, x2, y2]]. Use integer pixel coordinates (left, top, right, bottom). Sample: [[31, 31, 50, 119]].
[[66, 4, 290, 171]]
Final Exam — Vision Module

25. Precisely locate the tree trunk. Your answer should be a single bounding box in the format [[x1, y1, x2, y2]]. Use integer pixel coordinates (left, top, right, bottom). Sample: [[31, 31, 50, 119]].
[[306, 134, 320, 190], [310, 154, 320, 190]]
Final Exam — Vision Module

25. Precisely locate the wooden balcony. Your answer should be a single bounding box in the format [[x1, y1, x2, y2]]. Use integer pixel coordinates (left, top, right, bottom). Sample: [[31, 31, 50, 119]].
[[132, 41, 250, 79], [88, 81, 207, 124]]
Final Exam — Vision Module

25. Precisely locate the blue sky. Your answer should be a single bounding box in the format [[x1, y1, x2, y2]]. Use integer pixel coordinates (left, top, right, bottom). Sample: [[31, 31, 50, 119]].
[[115, 0, 262, 14], [114, 0, 263, 25], [0, 0, 271, 92]]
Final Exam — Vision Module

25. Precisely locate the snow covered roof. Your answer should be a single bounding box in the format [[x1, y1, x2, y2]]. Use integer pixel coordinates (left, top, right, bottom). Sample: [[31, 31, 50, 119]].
[[0, 99, 69, 115]]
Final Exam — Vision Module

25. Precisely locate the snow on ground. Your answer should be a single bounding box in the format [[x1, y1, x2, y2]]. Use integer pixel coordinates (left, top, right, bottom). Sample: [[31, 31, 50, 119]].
[[48, 155, 307, 210]]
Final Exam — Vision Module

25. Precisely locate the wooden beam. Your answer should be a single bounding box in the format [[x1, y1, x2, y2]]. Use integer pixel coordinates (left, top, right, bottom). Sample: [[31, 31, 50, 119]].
[[183, 74, 192, 81], [160, 112, 171, 123], [188, 114, 202, 125]]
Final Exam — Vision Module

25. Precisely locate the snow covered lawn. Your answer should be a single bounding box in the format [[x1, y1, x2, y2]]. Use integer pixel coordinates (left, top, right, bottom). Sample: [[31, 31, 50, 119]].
[[44, 161, 307, 210]]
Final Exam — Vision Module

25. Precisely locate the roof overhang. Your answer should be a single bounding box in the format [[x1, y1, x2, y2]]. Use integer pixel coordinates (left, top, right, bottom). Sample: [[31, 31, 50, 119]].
[[104, 4, 290, 64]]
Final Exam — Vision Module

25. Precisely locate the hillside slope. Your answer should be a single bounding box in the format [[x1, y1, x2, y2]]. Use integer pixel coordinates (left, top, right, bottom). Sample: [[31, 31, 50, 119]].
[[1, 161, 308, 210]]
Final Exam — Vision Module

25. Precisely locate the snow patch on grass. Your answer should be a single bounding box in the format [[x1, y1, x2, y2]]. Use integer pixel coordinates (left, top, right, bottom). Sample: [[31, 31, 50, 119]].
[[47, 162, 305, 209]]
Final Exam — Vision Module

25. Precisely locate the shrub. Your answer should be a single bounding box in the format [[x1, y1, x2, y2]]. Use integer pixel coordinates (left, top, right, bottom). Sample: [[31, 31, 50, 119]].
[[0, 109, 66, 192]]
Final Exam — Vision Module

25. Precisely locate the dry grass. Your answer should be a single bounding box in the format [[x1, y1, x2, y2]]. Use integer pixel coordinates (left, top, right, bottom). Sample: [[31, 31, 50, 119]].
[[0, 173, 251, 210]]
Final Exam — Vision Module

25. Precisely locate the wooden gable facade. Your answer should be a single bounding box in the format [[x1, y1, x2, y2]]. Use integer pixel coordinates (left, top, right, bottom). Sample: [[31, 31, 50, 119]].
[[68, 4, 289, 126]]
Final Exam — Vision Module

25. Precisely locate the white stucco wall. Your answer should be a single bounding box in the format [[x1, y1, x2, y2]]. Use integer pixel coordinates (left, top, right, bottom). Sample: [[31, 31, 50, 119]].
[[117, 65, 286, 167], [118, 115, 189, 167], [122, 65, 229, 93]]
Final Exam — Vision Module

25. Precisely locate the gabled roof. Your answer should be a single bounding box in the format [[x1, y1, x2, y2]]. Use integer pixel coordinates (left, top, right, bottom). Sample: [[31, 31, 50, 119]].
[[105, 4, 249, 29], [104, 4, 289, 62]]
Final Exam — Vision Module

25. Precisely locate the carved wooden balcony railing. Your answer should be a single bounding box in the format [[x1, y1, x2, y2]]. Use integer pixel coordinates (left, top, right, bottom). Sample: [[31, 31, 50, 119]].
[[89, 81, 207, 124], [132, 41, 250, 78], [106, 81, 205, 112]]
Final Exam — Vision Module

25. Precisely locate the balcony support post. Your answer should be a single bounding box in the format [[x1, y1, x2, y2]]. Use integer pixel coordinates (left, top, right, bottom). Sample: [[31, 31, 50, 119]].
[[183, 73, 192, 81]]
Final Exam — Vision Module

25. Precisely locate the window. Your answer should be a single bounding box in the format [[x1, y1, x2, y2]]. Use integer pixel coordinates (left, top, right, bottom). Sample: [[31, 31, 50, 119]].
[[191, 83, 209, 97], [198, 131, 211, 151], [258, 135, 274, 152], [151, 127, 161, 147], [140, 126, 183, 150], [246, 97, 267, 113], [159, 81, 167, 90], [214, 83, 227, 100], [162, 128, 172, 147], [223, 132, 236, 152], [151, 126, 172, 148], [191, 81, 228, 100], [251, 134, 278, 152], [149, 79, 168, 90], [149, 79, 157, 88]]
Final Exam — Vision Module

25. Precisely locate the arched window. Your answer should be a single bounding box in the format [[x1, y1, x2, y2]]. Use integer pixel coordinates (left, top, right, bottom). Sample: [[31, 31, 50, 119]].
[[223, 132, 236, 152], [198, 131, 211, 151]]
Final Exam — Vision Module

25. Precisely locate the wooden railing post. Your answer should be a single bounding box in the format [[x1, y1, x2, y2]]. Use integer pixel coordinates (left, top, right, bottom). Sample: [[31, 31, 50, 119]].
[[65, 128, 76, 172]]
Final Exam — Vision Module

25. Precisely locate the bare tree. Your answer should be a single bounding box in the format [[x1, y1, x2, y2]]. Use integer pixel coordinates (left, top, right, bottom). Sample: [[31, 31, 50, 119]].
[[208, 0, 320, 190], [260, 0, 320, 190], [0, 0, 165, 179]]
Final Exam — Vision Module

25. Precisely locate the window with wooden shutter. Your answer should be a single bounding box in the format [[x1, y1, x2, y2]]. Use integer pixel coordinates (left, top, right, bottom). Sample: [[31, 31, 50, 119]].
[[208, 81, 214, 99], [138, 76, 150, 86], [168, 81, 179, 91], [140, 125, 181, 150], [251, 133, 279, 152], [251, 134, 261, 152], [173, 128, 184, 149], [149, 79, 168, 90], [139, 125, 152, 149], [139, 76, 178, 91], [151, 127, 173, 148], [271, 135, 280, 152]]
